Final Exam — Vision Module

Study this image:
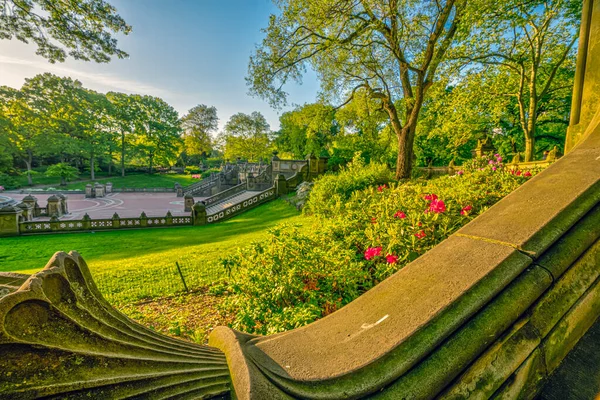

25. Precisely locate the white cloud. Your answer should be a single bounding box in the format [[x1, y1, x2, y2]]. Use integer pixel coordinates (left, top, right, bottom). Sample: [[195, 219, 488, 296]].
[[0, 55, 175, 97]]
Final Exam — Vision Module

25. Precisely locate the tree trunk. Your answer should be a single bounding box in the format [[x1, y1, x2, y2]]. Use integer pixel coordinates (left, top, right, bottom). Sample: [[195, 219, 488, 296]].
[[395, 123, 417, 179], [524, 136, 535, 162], [60, 176, 66, 186], [90, 150, 95, 181], [149, 154, 154, 174], [121, 131, 126, 177], [25, 151, 33, 186]]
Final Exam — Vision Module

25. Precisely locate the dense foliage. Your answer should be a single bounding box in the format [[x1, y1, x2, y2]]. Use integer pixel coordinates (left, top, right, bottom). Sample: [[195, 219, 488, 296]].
[[218, 159, 536, 334]]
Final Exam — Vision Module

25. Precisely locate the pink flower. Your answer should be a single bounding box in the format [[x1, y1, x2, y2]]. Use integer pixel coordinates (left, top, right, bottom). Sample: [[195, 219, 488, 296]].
[[492, 167, 497, 171], [192, 174, 201, 179], [394, 210, 407, 219], [524, 171, 532, 177], [415, 230, 426, 239], [428, 199, 446, 214], [456, 170, 464, 176], [424, 193, 438, 201], [494, 153, 500, 158], [460, 205, 472, 215], [488, 160, 495, 165], [364, 247, 382, 260], [377, 184, 388, 192], [386, 254, 399, 264]]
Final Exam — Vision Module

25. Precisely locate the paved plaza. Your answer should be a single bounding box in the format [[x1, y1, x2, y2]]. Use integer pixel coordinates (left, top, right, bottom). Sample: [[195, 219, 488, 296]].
[[4, 192, 201, 220]]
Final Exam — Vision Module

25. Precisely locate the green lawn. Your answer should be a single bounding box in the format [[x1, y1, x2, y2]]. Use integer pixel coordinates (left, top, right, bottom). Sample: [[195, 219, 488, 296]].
[[4, 172, 201, 190], [62, 173, 199, 190], [0, 200, 308, 304]]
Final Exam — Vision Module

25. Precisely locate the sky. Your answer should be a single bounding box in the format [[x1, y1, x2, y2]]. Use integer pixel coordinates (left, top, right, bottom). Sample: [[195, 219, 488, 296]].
[[0, 0, 320, 130]]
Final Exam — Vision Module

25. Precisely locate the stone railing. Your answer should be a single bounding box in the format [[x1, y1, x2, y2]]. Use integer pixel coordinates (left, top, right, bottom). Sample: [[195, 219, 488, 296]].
[[112, 187, 176, 193], [181, 173, 220, 196], [19, 212, 192, 234], [202, 182, 247, 207], [206, 187, 276, 224]]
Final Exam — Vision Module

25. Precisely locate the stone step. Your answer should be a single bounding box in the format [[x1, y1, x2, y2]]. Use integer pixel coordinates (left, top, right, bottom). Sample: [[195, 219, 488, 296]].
[[206, 191, 259, 215]]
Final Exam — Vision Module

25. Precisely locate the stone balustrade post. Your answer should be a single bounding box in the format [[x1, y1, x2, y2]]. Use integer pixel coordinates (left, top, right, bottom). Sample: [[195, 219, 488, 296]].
[[85, 184, 94, 198], [140, 211, 148, 227], [46, 195, 62, 217], [95, 184, 105, 198], [192, 202, 207, 226], [112, 213, 120, 229], [275, 174, 288, 196], [0, 206, 22, 236], [105, 182, 113, 194], [165, 210, 173, 225], [184, 193, 194, 212], [49, 215, 60, 232], [82, 213, 91, 230], [175, 183, 183, 197]]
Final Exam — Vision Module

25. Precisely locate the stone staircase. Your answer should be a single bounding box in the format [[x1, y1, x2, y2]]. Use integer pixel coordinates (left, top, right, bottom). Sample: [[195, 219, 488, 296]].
[[205, 190, 261, 215]]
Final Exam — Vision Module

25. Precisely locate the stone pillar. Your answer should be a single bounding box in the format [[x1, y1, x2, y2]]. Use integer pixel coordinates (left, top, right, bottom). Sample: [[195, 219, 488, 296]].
[[82, 213, 91, 230], [0, 206, 22, 236], [165, 210, 173, 225], [184, 193, 194, 212], [49, 215, 60, 232], [192, 202, 207, 226], [140, 211, 148, 227], [16, 202, 33, 221], [95, 184, 105, 198], [112, 213, 120, 229], [46, 195, 62, 217], [85, 184, 94, 198], [21, 195, 37, 217], [105, 182, 113, 194], [175, 183, 184, 197], [566, 0, 596, 152], [275, 174, 288, 196], [56, 193, 68, 215]]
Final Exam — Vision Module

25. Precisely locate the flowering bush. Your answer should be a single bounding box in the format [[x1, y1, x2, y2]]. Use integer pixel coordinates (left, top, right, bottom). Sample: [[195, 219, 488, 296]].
[[218, 166, 540, 334], [304, 154, 393, 216]]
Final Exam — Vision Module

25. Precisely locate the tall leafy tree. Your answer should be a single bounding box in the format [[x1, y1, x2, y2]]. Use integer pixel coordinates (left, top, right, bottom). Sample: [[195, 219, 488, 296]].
[[180, 104, 218, 161], [248, 0, 481, 178], [457, 0, 579, 161], [106, 92, 142, 177], [0, 0, 131, 62], [0, 85, 44, 184], [134, 96, 182, 173], [222, 112, 272, 162]]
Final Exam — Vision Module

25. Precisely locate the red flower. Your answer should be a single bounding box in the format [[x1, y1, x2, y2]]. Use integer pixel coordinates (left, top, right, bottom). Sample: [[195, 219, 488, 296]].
[[386, 254, 399, 264], [377, 184, 388, 192], [523, 171, 532, 177], [424, 193, 438, 201], [394, 210, 407, 219], [364, 247, 382, 260], [371, 217, 377, 224], [428, 199, 446, 213], [460, 205, 472, 215], [415, 230, 426, 239], [516, 170, 522, 176]]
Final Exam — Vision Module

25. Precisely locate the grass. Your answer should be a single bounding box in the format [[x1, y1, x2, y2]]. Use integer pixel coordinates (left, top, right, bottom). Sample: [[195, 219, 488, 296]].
[[3, 171, 202, 190], [0, 200, 309, 304]]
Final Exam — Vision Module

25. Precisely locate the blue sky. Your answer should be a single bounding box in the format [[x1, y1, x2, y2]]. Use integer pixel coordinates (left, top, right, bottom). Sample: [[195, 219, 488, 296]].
[[0, 0, 319, 130]]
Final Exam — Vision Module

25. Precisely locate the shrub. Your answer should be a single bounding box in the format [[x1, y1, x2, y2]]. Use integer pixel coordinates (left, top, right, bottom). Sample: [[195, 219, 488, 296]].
[[185, 166, 201, 175], [304, 153, 394, 216], [0, 173, 20, 190], [45, 163, 79, 185], [218, 166, 539, 334], [201, 168, 220, 179]]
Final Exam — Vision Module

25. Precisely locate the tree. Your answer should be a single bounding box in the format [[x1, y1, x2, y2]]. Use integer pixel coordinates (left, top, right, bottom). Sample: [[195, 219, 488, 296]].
[[457, 0, 579, 161], [222, 112, 272, 161], [0, 85, 45, 185], [45, 163, 79, 186], [134, 96, 182, 173], [106, 92, 141, 177], [248, 0, 480, 179], [180, 104, 218, 162], [275, 103, 337, 158], [0, 0, 131, 63]]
